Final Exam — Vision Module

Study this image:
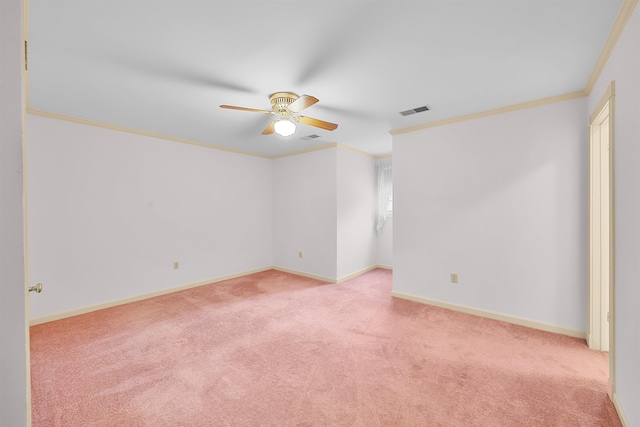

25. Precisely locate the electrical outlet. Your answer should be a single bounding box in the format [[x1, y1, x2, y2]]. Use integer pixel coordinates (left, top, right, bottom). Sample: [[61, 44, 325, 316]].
[[451, 273, 458, 284], [298, 251, 303, 259], [173, 261, 179, 270]]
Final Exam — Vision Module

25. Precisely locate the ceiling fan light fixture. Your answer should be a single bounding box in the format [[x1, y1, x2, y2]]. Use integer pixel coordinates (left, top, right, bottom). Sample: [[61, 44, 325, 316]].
[[274, 119, 296, 136], [220, 92, 337, 136]]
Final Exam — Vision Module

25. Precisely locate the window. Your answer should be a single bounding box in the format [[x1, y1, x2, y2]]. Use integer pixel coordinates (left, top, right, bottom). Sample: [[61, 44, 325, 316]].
[[376, 161, 392, 234], [385, 193, 393, 217]]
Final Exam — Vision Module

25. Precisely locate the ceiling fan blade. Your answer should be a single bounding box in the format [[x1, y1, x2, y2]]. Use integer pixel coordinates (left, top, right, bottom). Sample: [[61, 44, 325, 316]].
[[287, 94, 319, 113], [220, 105, 273, 114], [262, 121, 276, 135], [298, 116, 338, 131]]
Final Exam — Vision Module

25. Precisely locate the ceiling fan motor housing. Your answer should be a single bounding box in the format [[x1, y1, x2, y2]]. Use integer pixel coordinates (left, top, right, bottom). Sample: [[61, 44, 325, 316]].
[[270, 92, 298, 117]]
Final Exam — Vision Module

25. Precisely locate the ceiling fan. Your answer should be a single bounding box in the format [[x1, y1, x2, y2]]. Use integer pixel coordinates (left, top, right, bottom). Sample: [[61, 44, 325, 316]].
[[220, 92, 338, 137]]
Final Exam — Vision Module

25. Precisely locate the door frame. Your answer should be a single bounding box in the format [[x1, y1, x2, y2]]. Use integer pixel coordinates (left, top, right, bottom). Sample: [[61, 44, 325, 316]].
[[588, 81, 615, 394], [23, 0, 33, 422]]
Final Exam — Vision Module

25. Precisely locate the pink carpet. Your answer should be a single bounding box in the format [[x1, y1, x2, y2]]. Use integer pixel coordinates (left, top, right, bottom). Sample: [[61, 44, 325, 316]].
[[30, 269, 620, 426]]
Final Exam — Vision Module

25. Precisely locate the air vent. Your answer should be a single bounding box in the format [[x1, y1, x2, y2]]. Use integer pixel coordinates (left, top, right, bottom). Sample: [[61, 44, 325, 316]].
[[400, 105, 430, 116], [300, 134, 321, 140]]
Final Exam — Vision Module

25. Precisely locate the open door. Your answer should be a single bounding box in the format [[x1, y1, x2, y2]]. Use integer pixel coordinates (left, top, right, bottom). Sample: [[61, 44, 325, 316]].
[[0, 0, 31, 424], [588, 81, 615, 395]]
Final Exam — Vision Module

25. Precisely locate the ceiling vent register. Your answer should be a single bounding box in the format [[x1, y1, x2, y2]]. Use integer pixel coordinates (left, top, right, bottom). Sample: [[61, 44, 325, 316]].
[[399, 106, 430, 116]]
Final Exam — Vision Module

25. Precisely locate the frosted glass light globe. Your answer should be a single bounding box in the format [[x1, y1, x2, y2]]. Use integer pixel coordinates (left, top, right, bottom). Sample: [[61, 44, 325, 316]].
[[274, 119, 296, 136]]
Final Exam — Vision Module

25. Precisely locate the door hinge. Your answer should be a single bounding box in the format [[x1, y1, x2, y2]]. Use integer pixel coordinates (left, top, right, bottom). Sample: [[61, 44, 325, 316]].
[[28, 283, 42, 293], [24, 40, 28, 71]]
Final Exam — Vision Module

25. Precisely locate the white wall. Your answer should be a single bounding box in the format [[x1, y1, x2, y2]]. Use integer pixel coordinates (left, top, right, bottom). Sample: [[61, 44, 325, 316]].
[[336, 148, 376, 278], [0, 0, 29, 425], [27, 115, 273, 318], [272, 148, 337, 279], [393, 98, 587, 331], [27, 120, 383, 318], [273, 146, 379, 280], [588, 4, 640, 425], [376, 158, 393, 268], [377, 218, 393, 267]]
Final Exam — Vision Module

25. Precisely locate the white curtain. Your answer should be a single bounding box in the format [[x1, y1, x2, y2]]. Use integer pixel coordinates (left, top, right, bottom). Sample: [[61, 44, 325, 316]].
[[376, 161, 392, 235]]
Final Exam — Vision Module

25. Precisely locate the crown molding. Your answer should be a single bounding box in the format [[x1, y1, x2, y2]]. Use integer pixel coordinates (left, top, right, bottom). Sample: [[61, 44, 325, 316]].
[[389, 91, 586, 136], [336, 143, 376, 159], [27, 108, 273, 159], [27, 108, 387, 161], [269, 143, 339, 159], [584, 0, 638, 95], [24, 1, 635, 157], [388, 0, 638, 138], [270, 142, 385, 160]]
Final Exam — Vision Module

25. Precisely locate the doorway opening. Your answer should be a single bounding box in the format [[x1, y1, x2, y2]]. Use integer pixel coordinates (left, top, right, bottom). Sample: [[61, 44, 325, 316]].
[[588, 81, 615, 394]]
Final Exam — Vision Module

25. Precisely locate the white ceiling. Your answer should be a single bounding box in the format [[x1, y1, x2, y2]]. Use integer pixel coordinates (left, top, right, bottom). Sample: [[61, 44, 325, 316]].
[[28, 0, 623, 157]]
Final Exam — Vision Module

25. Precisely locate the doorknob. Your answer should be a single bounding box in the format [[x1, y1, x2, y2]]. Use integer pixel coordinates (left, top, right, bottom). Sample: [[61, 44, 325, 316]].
[[28, 283, 43, 293]]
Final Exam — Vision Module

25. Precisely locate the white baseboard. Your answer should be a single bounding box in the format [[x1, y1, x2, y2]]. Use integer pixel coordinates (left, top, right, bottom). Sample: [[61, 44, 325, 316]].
[[276, 264, 392, 284], [271, 266, 337, 283], [612, 392, 630, 427], [390, 290, 586, 339], [30, 265, 392, 326], [336, 265, 380, 283], [29, 267, 272, 326], [375, 264, 393, 270]]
